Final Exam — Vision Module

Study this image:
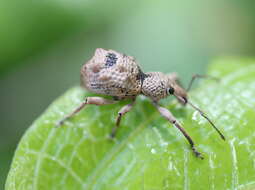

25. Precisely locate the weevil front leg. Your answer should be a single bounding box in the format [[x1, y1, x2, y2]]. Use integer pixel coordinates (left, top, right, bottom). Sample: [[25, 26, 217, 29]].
[[186, 74, 220, 92], [152, 102, 204, 159], [110, 98, 136, 139], [57, 97, 118, 126]]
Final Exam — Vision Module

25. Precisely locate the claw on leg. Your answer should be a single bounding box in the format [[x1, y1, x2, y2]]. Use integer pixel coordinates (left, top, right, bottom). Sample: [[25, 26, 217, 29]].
[[191, 146, 204, 159]]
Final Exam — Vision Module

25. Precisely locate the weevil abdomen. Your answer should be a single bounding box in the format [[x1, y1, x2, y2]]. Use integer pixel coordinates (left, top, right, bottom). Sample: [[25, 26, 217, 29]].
[[80, 48, 143, 97]]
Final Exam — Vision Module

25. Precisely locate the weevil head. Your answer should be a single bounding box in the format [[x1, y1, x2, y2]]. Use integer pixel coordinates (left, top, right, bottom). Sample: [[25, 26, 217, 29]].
[[142, 72, 187, 103], [166, 73, 188, 104]]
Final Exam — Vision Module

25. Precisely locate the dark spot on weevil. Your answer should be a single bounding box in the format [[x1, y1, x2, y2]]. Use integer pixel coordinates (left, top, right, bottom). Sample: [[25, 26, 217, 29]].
[[131, 68, 134, 73], [136, 66, 148, 82], [105, 53, 117, 67]]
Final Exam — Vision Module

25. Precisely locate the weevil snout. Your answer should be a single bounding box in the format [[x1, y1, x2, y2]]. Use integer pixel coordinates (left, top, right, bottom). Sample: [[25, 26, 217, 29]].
[[168, 82, 188, 105], [166, 73, 188, 104]]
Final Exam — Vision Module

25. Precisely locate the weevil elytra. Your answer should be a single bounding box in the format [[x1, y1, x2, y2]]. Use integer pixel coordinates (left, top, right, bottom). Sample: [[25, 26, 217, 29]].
[[57, 48, 225, 159]]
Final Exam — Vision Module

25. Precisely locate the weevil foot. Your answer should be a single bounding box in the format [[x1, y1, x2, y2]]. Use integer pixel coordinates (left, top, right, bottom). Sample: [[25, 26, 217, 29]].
[[108, 132, 116, 140], [192, 147, 204, 159], [107, 133, 117, 142], [109, 127, 117, 139], [55, 119, 66, 128]]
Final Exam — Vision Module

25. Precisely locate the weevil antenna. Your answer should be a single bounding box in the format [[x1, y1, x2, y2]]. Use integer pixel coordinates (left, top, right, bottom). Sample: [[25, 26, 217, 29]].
[[187, 100, 225, 140]]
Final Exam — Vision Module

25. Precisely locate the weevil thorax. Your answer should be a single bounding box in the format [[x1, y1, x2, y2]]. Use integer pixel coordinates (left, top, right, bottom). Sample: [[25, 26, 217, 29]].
[[141, 72, 188, 102], [141, 72, 170, 101], [80, 48, 144, 97]]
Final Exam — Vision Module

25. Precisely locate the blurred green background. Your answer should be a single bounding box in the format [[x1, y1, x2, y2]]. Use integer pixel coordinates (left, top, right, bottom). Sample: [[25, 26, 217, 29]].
[[1, 0, 255, 188]]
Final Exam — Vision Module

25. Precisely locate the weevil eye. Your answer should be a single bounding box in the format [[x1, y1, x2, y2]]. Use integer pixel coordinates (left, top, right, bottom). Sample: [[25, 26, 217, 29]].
[[167, 87, 175, 95]]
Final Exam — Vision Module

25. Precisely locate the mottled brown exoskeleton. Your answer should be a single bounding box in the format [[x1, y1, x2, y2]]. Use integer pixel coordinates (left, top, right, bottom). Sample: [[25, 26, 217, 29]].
[[57, 48, 225, 159]]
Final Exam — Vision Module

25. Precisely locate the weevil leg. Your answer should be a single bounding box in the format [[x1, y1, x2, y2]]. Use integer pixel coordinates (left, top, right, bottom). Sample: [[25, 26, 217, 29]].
[[56, 97, 118, 126], [152, 102, 204, 159], [186, 74, 220, 92], [110, 98, 136, 139], [168, 72, 186, 89], [167, 72, 179, 81]]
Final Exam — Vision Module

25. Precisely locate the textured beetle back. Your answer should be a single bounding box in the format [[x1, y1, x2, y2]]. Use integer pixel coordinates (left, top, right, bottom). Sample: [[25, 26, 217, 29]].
[[81, 48, 143, 97], [141, 72, 169, 101]]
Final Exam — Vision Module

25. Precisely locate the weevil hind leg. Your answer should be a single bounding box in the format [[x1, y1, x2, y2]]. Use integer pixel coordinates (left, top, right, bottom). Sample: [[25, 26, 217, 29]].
[[110, 98, 136, 139], [56, 97, 118, 127], [152, 101, 204, 159]]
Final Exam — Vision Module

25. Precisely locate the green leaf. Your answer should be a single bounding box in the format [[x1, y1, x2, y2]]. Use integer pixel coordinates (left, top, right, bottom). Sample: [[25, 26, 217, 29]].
[[6, 59, 255, 190]]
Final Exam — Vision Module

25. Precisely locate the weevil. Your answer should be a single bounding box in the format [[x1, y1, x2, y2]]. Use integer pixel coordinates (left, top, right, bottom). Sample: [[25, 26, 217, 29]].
[[57, 48, 225, 159]]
